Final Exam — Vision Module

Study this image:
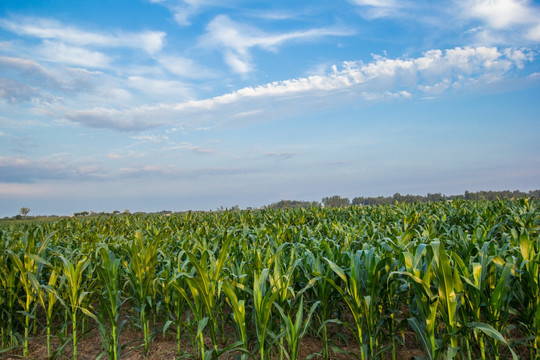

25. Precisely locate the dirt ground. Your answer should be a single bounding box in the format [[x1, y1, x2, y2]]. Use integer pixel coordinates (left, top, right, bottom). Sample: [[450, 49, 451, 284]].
[[2, 325, 426, 360], [1, 320, 531, 359]]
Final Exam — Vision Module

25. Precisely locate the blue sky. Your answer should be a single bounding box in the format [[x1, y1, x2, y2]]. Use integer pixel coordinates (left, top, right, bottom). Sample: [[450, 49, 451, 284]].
[[1, 0, 539, 216]]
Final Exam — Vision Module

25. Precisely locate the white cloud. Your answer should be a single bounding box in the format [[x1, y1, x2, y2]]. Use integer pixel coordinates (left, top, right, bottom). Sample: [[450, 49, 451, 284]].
[[107, 153, 125, 159], [147, 0, 225, 26], [527, 22, 540, 41], [127, 76, 192, 98], [347, 0, 411, 18], [263, 152, 297, 160], [0, 156, 107, 182], [131, 134, 169, 143], [459, 0, 540, 44], [157, 55, 215, 78], [62, 46, 534, 131], [0, 78, 38, 103], [166, 141, 214, 154], [39, 40, 111, 68], [200, 15, 353, 74], [0, 182, 57, 197], [463, 0, 533, 28], [0, 16, 166, 54], [0, 56, 99, 103]]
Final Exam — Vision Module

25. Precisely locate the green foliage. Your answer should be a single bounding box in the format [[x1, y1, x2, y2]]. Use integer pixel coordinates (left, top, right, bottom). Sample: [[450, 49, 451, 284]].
[[0, 199, 539, 359]]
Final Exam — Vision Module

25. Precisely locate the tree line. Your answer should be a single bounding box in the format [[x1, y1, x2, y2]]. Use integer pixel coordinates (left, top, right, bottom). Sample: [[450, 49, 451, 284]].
[[267, 189, 540, 209]]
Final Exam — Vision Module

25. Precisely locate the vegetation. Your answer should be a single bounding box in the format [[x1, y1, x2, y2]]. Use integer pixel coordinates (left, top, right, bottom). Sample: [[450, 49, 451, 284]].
[[0, 198, 539, 359], [266, 189, 540, 209]]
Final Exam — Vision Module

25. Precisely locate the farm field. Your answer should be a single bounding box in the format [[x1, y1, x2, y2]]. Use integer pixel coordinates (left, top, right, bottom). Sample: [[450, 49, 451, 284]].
[[1, 199, 539, 360]]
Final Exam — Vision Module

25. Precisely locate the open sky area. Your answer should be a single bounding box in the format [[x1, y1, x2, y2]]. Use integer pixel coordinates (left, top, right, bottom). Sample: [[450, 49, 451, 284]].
[[1, 0, 540, 216]]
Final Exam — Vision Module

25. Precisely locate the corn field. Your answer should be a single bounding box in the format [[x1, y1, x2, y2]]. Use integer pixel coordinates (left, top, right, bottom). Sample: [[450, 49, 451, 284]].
[[1, 199, 539, 359]]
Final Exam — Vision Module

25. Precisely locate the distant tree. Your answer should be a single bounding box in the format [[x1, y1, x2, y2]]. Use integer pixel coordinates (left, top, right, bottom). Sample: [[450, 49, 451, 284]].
[[322, 195, 349, 208], [267, 200, 319, 209], [392, 193, 403, 203], [426, 193, 444, 202], [20, 207, 30, 217]]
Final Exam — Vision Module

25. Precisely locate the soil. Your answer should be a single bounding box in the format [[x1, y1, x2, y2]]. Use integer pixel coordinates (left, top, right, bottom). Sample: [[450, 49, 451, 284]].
[[1, 315, 532, 360], [2, 328, 426, 360]]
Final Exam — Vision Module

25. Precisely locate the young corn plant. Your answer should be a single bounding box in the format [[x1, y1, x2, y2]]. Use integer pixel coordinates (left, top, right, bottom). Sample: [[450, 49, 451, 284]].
[[514, 228, 540, 359], [301, 242, 341, 360], [324, 248, 390, 360], [454, 240, 514, 360], [172, 271, 209, 359], [430, 241, 464, 359], [274, 297, 320, 360], [162, 250, 190, 356], [0, 240, 21, 352], [252, 268, 282, 360], [83, 247, 125, 360], [268, 245, 301, 360], [122, 230, 159, 355], [7, 229, 51, 357], [390, 244, 440, 360], [35, 267, 62, 358], [181, 233, 244, 359], [222, 280, 249, 360], [59, 255, 90, 360]]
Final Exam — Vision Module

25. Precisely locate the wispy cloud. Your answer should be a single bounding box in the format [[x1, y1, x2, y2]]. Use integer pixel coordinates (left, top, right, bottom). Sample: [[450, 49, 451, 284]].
[[0, 156, 106, 183], [0, 56, 99, 103], [347, 0, 411, 18], [60, 46, 534, 131], [117, 164, 244, 179], [127, 76, 192, 98], [131, 134, 169, 143], [263, 152, 297, 160], [0, 16, 166, 54], [200, 15, 354, 74], [147, 0, 231, 26], [157, 55, 215, 78], [39, 40, 112, 68], [0, 78, 38, 104], [165, 141, 214, 154]]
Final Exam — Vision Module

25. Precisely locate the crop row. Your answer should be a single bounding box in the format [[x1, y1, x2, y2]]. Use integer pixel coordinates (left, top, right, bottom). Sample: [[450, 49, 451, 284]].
[[1, 199, 539, 359]]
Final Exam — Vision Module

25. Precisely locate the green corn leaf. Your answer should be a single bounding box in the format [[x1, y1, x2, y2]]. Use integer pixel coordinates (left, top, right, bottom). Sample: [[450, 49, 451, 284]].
[[467, 322, 518, 360], [408, 317, 434, 360]]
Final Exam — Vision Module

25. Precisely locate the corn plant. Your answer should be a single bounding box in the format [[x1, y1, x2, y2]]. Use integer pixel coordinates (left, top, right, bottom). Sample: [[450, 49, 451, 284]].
[[324, 247, 390, 360], [0, 198, 538, 360], [252, 268, 282, 360], [454, 240, 514, 360], [181, 233, 243, 359], [59, 255, 90, 360], [274, 297, 319, 360], [514, 228, 540, 359], [222, 280, 249, 360], [267, 244, 301, 360], [122, 230, 158, 354], [301, 241, 341, 360], [390, 244, 439, 360], [84, 247, 125, 360], [1, 236, 21, 352], [7, 229, 51, 357], [162, 250, 190, 356], [35, 267, 62, 358]]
